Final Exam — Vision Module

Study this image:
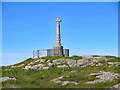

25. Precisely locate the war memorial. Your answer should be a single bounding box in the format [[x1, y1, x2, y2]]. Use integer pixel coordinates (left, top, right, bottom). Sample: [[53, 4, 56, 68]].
[[33, 18, 69, 58]]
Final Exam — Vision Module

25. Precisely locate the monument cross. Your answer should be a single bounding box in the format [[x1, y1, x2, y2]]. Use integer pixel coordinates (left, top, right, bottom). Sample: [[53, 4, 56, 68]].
[[53, 18, 64, 56], [55, 18, 62, 47]]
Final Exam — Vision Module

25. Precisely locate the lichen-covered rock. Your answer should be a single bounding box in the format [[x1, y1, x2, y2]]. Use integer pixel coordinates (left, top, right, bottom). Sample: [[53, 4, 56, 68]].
[[24, 65, 31, 70], [57, 65, 68, 68], [61, 81, 79, 86], [77, 60, 84, 67], [40, 59, 46, 63], [85, 71, 119, 84], [66, 59, 76, 67], [42, 67, 50, 70], [53, 58, 65, 65], [48, 62, 54, 67], [69, 70, 77, 73], [0, 77, 16, 82], [95, 63, 103, 66], [29, 62, 34, 65], [35, 59, 40, 63], [112, 83, 120, 88], [31, 64, 44, 70], [50, 75, 79, 86], [46, 60, 50, 63], [108, 62, 120, 66]]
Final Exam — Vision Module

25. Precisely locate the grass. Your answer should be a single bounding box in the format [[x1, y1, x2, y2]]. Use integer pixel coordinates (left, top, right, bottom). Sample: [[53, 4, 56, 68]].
[[2, 56, 120, 88], [41, 56, 82, 61]]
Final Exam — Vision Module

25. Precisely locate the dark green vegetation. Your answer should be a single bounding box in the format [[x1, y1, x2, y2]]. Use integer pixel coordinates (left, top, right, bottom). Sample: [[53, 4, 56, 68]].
[[41, 55, 82, 60], [2, 56, 120, 88]]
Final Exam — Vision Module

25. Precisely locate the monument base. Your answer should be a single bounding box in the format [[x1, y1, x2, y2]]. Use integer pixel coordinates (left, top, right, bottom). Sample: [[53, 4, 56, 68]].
[[53, 46, 64, 56], [47, 48, 69, 56]]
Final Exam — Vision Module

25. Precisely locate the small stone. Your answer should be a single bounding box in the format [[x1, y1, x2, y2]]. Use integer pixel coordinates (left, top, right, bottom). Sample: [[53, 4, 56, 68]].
[[58, 76, 65, 79], [46, 60, 50, 62], [95, 63, 103, 66], [24, 66, 31, 70], [40, 59, 46, 63], [35, 59, 40, 63], [61, 81, 70, 86], [57, 65, 68, 68], [70, 81, 79, 85], [77, 60, 85, 67], [42, 67, 49, 70], [69, 70, 77, 73], [29, 62, 34, 65], [48, 63, 54, 67], [61, 81, 79, 86]]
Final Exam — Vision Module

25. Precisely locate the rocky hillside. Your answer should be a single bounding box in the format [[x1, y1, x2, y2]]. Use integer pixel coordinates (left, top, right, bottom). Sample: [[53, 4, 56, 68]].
[[1, 55, 120, 88]]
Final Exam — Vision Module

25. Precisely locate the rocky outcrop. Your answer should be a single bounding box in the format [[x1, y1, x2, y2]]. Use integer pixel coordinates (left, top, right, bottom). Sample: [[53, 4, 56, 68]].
[[85, 71, 120, 84], [50, 75, 79, 86], [66, 59, 77, 67], [112, 83, 120, 88], [53, 59, 65, 65], [108, 62, 120, 66], [23, 56, 116, 70], [0, 77, 16, 82], [61, 81, 79, 86]]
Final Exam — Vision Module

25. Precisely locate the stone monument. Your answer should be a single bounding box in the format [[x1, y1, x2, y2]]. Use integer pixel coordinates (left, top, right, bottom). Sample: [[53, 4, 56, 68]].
[[53, 18, 64, 56], [33, 18, 69, 58]]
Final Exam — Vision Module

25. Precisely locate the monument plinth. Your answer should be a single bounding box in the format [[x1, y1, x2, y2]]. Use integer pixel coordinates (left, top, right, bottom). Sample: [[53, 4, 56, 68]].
[[53, 18, 64, 56]]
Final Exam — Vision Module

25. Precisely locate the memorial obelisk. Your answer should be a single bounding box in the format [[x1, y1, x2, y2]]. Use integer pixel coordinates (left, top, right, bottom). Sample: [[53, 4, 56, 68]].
[[53, 18, 64, 56]]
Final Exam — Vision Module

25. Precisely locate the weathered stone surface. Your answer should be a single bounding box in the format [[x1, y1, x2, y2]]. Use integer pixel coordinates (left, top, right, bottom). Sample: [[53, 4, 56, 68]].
[[112, 83, 120, 88], [50, 75, 64, 83], [22, 56, 117, 70], [95, 63, 103, 66], [50, 75, 79, 86], [48, 62, 54, 67], [35, 59, 40, 63], [57, 65, 68, 68], [53, 58, 65, 65], [24, 65, 31, 70], [66, 59, 76, 67], [46, 60, 50, 63], [92, 57, 106, 63], [77, 60, 84, 67], [0, 77, 16, 82], [61, 81, 79, 86], [42, 67, 50, 70], [29, 62, 34, 65], [85, 71, 119, 84], [61, 81, 70, 86], [108, 62, 120, 66], [69, 70, 77, 73], [40, 59, 46, 63], [31, 64, 44, 70]]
